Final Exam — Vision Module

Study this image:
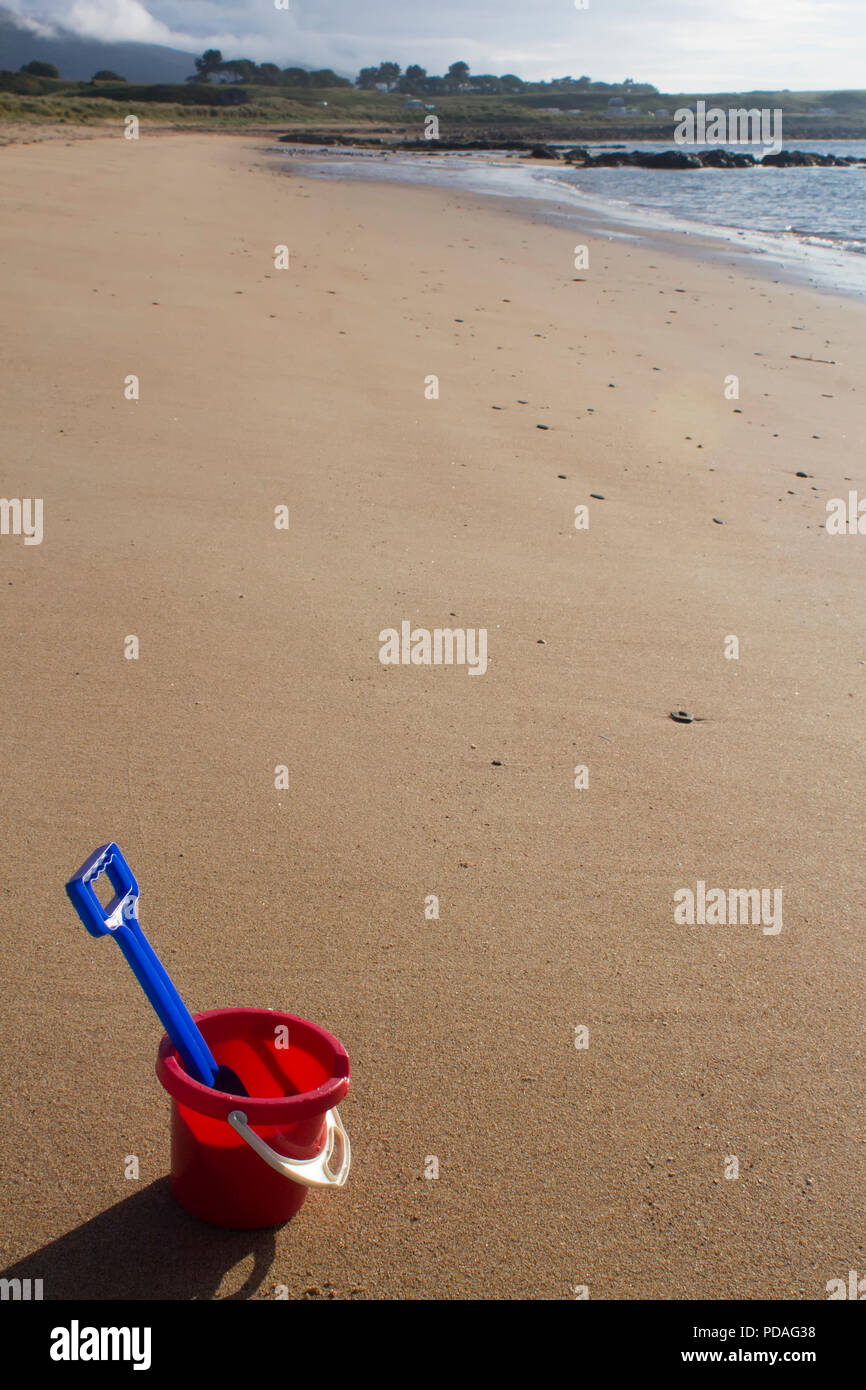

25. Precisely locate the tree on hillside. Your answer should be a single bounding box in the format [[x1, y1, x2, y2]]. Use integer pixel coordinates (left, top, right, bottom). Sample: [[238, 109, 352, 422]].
[[20, 60, 59, 78], [397, 65, 428, 93], [253, 63, 282, 84], [446, 61, 470, 89], [357, 61, 400, 90], [375, 61, 401, 88], [220, 58, 257, 82], [189, 49, 223, 83], [282, 67, 311, 86], [93, 70, 125, 82], [308, 69, 350, 87], [472, 74, 506, 94]]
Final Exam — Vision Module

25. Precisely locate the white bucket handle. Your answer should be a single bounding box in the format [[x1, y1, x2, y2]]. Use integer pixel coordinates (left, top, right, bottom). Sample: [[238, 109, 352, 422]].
[[227, 1106, 351, 1189]]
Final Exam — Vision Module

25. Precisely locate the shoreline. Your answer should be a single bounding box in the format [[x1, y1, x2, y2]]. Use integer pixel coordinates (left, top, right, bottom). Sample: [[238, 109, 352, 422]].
[[3, 122, 863, 301], [267, 142, 866, 300]]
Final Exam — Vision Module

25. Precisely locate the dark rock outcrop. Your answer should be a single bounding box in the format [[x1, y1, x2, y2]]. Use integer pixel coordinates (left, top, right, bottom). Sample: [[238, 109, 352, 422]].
[[277, 133, 537, 152], [697, 148, 756, 168], [635, 150, 703, 169], [275, 133, 866, 169], [761, 149, 852, 167], [564, 148, 701, 170], [591, 151, 636, 166]]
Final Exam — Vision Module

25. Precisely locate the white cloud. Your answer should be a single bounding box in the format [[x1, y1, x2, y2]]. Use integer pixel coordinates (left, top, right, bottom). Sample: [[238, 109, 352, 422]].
[[6, 0, 866, 86], [64, 0, 177, 43], [3, 2, 60, 35]]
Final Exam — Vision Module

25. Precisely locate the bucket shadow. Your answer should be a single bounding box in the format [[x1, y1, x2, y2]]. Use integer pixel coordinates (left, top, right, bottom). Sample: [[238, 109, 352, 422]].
[[0, 1179, 278, 1301]]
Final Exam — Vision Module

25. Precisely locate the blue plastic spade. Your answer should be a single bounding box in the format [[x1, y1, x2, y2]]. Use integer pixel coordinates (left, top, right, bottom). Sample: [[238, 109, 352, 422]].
[[65, 842, 248, 1097]]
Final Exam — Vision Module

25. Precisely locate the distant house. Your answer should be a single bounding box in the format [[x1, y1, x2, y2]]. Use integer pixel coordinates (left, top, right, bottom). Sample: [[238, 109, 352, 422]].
[[374, 82, 390, 92], [405, 98, 424, 108], [808, 107, 836, 116], [608, 97, 625, 107]]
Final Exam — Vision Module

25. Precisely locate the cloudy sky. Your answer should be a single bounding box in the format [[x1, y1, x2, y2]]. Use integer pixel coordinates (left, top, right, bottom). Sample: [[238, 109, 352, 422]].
[[7, 0, 864, 89]]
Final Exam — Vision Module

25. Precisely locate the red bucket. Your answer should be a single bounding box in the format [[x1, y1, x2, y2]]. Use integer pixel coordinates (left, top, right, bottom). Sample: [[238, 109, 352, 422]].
[[156, 1007, 351, 1229]]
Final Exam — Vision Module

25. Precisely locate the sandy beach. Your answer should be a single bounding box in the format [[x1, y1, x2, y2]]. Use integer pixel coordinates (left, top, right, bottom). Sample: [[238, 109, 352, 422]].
[[0, 132, 863, 1300]]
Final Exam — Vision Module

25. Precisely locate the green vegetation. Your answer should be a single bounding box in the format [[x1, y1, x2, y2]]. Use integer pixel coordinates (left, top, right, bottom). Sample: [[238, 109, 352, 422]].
[[20, 60, 60, 79], [186, 48, 350, 89], [3, 52, 866, 139]]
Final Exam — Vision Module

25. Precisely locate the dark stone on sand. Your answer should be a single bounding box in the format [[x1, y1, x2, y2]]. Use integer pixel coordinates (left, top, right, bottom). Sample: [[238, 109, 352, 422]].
[[527, 144, 560, 160]]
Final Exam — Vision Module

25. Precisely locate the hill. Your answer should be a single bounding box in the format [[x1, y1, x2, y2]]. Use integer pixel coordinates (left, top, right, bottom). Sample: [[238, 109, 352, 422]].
[[0, 7, 196, 82]]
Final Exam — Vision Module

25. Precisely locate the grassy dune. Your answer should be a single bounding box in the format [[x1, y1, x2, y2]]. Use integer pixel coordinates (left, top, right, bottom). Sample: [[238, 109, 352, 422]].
[[2, 82, 866, 141]]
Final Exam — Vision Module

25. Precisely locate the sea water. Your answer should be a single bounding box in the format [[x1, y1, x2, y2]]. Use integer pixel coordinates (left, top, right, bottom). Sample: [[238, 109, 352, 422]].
[[273, 140, 866, 297]]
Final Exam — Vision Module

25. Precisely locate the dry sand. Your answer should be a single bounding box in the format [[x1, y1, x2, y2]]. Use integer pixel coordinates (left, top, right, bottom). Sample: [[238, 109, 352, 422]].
[[0, 133, 863, 1300]]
